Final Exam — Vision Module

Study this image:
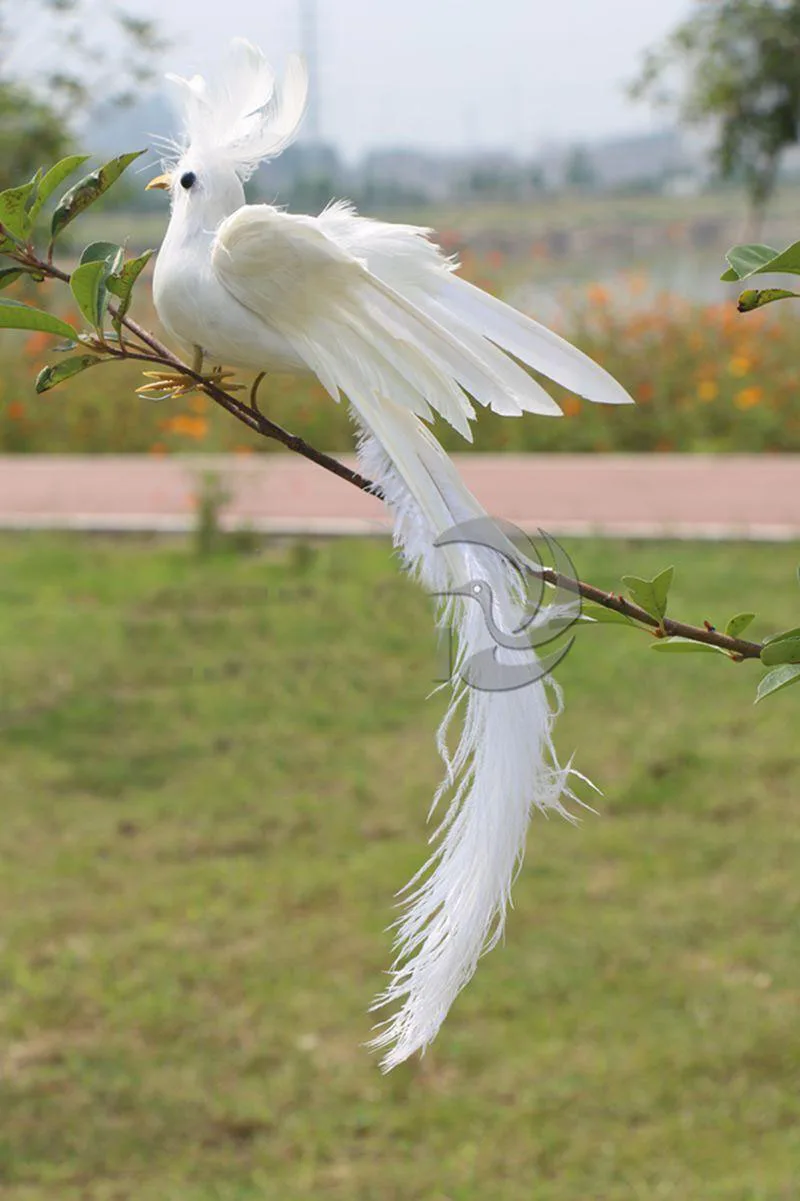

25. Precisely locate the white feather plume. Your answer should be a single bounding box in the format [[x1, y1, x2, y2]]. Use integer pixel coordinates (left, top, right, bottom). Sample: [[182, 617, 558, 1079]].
[[166, 38, 308, 179], [354, 403, 579, 1070]]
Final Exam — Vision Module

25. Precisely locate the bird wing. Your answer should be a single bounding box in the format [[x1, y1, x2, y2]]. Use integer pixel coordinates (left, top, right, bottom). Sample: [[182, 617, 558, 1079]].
[[318, 201, 633, 409], [211, 204, 631, 440]]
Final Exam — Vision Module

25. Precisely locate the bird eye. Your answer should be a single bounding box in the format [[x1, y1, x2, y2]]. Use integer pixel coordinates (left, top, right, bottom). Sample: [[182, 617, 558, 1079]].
[[180, 171, 197, 190], [472, 584, 481, 595]]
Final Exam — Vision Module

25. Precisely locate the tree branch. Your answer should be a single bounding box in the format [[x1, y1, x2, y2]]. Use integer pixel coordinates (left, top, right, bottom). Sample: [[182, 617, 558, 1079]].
[[19, 244, 766, 663]]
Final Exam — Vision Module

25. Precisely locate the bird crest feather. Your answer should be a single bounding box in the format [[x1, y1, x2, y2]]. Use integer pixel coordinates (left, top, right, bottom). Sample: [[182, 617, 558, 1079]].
[[166, 38, 308, 180]]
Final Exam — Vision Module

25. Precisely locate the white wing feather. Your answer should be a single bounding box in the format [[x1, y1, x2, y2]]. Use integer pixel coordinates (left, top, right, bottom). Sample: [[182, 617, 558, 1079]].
[[212, 204, 632, 425]]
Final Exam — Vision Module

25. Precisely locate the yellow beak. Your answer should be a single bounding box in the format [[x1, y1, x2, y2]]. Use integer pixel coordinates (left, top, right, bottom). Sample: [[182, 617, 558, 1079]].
[[146, 173, 172, 192]]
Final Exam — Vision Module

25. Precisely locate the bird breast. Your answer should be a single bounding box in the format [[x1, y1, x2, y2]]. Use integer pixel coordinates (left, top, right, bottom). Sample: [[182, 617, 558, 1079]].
[[152, 241, 306, 374]]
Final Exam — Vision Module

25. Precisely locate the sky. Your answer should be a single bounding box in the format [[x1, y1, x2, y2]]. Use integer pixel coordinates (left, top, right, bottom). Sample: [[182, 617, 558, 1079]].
[[86, 0, 695, 159]]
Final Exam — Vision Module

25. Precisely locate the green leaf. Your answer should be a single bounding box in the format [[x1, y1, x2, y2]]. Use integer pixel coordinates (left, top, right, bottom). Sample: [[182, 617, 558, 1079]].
[[0, 298, 76, 340], [760, 637, 800, 667], [70, 254, 119, 330], [0, 178, 39, 241], [107, 248, 153, 327], [722, 243, 780, 281], [763, 626, 800, 645], [28, 155, 90, 224], [755, 663, 800, 704], [80, 241, 124, 271], [651, 637, 729, 656], [753, 241, 800, 277], [622, 566, 674, 623], [50, 150, 146, 244], [0, 267, 26, 291], [722, 240, 800, 283], [35, 355, 106, 393], [725, 612, 756, 639], [737, 288, 800, 312]]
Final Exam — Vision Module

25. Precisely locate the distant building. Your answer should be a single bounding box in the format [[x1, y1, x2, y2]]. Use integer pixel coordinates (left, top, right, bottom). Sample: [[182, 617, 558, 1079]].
[[358, 149, 455, 204], [85, 88, 704, 209], [539, 129, 696, 193]]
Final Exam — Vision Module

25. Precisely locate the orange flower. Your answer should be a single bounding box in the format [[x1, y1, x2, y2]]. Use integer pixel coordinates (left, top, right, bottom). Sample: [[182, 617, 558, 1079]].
[[561, 395, 581, 417], [734, 386, 763, 410], [697, 380, 718, 403], [729, 355, 752, 377], [637, 381, 654, 404], [6, 401, 26, 420], [161, 414, 209, 439], [23, 331, 52, 358], [586, 283, 610, 307]]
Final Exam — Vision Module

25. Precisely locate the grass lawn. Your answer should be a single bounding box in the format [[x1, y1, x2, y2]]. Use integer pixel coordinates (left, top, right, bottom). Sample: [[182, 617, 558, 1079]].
[[0, 533, 798, 1200]]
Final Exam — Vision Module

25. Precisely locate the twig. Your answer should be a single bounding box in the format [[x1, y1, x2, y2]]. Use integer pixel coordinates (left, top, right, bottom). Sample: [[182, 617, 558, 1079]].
[[545, 570, 763, 659]]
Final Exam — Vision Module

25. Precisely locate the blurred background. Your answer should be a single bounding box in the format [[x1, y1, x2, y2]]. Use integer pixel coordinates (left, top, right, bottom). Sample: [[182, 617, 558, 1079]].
[[4, 0, 800, 453], [1, 3, 800, 1200]]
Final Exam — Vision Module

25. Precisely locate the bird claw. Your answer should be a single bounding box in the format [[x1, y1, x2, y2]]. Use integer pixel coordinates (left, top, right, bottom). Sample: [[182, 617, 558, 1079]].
[[135, 367, 246, 400]]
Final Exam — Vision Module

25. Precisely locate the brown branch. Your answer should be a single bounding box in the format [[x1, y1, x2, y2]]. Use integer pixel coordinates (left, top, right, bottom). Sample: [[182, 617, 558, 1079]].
[[16, 243, 766, 663], [545, 571, 763, 659]]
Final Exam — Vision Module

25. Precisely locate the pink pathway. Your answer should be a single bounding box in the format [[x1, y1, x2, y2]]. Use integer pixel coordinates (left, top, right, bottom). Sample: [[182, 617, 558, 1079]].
[[0, 454, 797, 540]]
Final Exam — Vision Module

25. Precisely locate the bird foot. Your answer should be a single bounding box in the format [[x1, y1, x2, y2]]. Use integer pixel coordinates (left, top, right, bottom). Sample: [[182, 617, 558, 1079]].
[[136, 367, 246, 400]]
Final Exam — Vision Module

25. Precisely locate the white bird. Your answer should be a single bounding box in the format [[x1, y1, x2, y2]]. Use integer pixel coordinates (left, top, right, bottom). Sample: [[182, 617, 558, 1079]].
[[147, 38, 634, 1070]]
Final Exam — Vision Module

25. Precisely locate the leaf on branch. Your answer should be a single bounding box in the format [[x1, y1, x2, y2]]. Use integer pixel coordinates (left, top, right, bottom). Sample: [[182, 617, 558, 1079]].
[[80, 241, 125, 272], [760, 636, 800, 667], [721, 243, 780, 281], [737, 288, 800, 312], [50, 150, 146, 244], [621, 566, 674, 623], [107, 248, 153, 328], [0, 177, 40, 242], [0, 268, 27, 291], [69, 242, 124, 331], [762, 625, 800, 645], [35, 355, 107, 393], [755, 663, 800, 704], [0, 299, 77, 340], [28, 155, 91, 225], [725, 612, 756, 639], [650, 637, 730, 655], [722, 240, 800, 283], [70, 261, 110, 330]]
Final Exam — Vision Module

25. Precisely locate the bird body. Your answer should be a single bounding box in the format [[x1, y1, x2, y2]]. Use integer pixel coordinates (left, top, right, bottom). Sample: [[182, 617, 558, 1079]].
[[149, 38, 634, 1069]]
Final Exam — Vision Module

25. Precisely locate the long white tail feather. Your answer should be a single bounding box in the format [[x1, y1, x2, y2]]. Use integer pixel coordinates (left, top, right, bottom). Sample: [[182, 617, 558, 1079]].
[[351, 395, 580, 1071]]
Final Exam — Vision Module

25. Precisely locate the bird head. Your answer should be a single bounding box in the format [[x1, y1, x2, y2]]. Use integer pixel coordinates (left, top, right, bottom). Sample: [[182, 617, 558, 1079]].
[[146, 157, 249, 233], [146, 38, 308, 223]]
